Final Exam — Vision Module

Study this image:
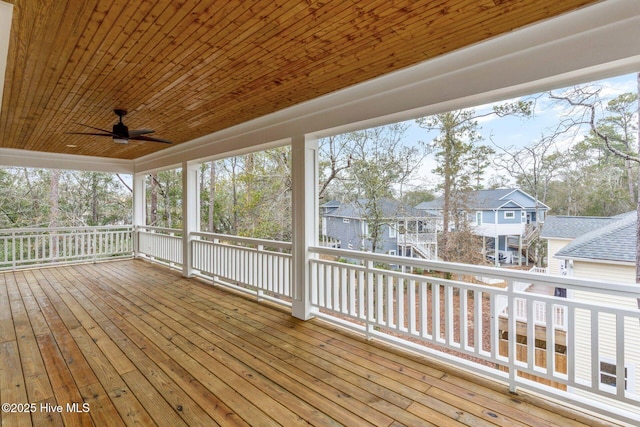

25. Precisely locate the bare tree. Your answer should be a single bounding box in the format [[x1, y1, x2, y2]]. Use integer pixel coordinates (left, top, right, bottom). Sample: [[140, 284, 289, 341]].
[[336, 123, 423, 253], [318, 133, 352, 200], [550, 75, 640, 302]]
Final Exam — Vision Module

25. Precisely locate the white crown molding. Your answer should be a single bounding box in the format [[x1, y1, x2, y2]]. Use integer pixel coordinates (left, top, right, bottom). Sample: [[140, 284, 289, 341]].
[[0, 147, 133, 173]]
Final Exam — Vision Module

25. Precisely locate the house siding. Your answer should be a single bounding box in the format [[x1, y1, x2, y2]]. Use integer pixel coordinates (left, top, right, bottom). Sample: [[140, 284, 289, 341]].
[[499, 209, 522, 225], [324, 216, 400, 254], [572, 262, 640, 399], [325, 216, 365, 250], [482, 210, 494, 224], [547, 238, 570, 275], [507, 190, 539, 207]]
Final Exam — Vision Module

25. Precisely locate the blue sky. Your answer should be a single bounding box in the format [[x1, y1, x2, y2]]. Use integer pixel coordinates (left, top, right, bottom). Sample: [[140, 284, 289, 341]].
[[401, 72, 639, 190]]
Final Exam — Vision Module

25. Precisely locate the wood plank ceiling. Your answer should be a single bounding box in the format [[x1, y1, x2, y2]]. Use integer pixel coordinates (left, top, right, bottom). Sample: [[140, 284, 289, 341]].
[[0, 0, 598, 160]]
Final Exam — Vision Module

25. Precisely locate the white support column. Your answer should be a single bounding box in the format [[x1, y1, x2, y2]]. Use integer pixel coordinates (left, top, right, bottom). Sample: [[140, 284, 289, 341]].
[[132, 172, 146, 257], [182, 161, 201, 277], [291, 135, 318, 320]]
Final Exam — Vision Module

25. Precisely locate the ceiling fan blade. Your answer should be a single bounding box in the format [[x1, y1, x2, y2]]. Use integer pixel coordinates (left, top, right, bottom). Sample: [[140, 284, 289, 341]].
[[129, 129, 155, 137], [132, 135, 172, 144], [65, 132, 113, 137], [74, 122, 116, 136]]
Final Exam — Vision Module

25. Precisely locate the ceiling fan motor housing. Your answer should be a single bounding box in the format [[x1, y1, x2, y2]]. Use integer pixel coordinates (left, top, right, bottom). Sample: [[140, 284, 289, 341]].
[[113, 109, 129, 143]]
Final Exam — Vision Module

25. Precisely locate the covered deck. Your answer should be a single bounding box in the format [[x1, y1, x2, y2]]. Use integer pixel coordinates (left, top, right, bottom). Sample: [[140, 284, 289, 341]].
[[0, 260, 615, 426], [2, 1, 640, 426]]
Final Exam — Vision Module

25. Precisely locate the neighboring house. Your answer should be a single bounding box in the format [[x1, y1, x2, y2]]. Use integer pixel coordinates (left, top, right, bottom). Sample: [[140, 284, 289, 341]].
[[321, 198, 437, 259], [415, 188, 549, 264], [540, 215, 616, 275], [541, 211, 639, 403]]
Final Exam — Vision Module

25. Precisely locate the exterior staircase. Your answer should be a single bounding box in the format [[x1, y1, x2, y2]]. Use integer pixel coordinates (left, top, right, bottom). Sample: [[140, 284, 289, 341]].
[[398, 232, 436, 260]]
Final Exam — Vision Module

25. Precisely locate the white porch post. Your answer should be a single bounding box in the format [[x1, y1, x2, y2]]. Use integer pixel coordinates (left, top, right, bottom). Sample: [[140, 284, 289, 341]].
[[494, 210, 500, 267], [132, 172, 146, 258], [182, 161, 200, 277], [291, 135, 318, 320]]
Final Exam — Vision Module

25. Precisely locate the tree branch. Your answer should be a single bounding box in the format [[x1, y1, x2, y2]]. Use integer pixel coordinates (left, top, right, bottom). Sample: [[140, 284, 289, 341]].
[[549, 93, 640, 164]]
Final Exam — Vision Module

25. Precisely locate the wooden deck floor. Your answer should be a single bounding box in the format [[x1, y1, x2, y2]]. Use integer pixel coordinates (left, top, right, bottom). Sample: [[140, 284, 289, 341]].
[[0, 260, 623, 426]]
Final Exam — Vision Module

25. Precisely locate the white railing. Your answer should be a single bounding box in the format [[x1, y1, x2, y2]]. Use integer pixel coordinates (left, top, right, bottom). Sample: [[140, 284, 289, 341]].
[[498, 277, 567, 330], [0, 226, 133, 270], [512, 298, 568, 329], [308, 246, 640, 425], [397, 232, 436, 245], [397, 232, 436, 260], [191, 232, 292, 306], [136, 226, 183, 267], [4, 225, 640, 423]]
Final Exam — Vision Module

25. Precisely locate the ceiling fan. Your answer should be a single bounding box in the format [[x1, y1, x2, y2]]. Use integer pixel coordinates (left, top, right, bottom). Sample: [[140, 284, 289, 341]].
[[66, 109, 172, 144]]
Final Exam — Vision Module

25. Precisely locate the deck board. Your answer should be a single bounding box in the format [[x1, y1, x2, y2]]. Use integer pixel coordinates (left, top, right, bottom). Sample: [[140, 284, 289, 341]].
[[0, 260, 625, 426]]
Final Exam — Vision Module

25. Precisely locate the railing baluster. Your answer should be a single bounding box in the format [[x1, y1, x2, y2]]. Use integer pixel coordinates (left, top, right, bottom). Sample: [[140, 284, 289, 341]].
[[396, 277, 404, 332], [474, 290, 482, 355], [420, 280, 427, 339], [348, 268, 356, 316], [408, 279, 416, 335], [527, 297, 535, 371], [591, 309, 599, 390], [432, 282, 440, 343], [546, 300, 554, 376], [445, 285, 453, 346], [567, 305, 576, 386], [386, 274, 394, 328], [460, 287, 468, 350], [616, 313, 625, 399]]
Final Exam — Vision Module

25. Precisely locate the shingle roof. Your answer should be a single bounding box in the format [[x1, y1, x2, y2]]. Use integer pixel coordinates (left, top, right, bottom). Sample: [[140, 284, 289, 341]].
[[415, 188, 546, 211], [320, 200, 341, 209], [555, 211, 636, 263], [540, 215, 615, 239], [323, 198, 427, 219]]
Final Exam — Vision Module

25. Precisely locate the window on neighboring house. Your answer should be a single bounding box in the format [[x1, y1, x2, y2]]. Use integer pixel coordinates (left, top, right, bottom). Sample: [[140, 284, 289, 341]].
[[521, 211, 526, 223], [388, 249, 396, 256], [504, 211, 515, 219], [476, 211, 482, 225], [389, 224, 397, 238], [343, 218, 350, 223], [600, 360, 628, 390]]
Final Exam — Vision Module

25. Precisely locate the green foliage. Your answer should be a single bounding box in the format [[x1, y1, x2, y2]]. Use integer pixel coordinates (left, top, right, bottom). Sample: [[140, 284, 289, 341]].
[[200, 147, 292, 241], [401, 189, 435, 207], [0, 168, 131, 228]]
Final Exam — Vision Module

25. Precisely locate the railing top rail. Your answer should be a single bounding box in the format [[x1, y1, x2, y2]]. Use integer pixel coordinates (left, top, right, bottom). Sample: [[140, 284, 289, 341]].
[[0, 225, 134, 234], [136, 225, 182, 234], [313, 256, 506, 294], [192, 231, 292, 249], [310, 246, 640, 298]]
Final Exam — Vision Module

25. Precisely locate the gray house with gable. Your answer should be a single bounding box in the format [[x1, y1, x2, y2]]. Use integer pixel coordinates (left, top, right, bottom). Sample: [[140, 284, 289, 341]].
[[321, 198, 437, 259], [415, 188, 549, 264]]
